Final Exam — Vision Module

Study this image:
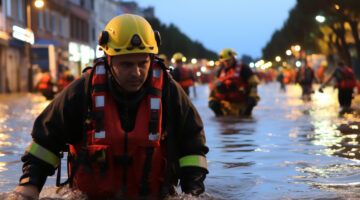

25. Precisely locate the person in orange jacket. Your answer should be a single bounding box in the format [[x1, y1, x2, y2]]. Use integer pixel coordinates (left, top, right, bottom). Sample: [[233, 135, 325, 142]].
[[36, 72, 56, 100], [170, 52, 195, 95], [319, 61, 357, 114], [11, 14, 208, 200], [57, 67, 75, 92], [208, 48, 260, 117]]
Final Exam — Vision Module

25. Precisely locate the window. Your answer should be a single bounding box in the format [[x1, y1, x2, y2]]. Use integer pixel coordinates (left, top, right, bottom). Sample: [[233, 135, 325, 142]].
[[17, 0, 23, 22], [6, 0, 11, 17], [51, 12, 57, 35], [38, 10, 44, 30], [45, 9, 50, 31]]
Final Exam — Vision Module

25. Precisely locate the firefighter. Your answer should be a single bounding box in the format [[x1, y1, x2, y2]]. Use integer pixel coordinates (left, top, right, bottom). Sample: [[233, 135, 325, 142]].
[[170, 52, 195, 96], [296, 61, 316, 101], [57, 67, 75, 92], [36, 71, 56, 100], [11, 14, 208, 200], [319, 61, 357, 114], [208, 48, 260, 117]]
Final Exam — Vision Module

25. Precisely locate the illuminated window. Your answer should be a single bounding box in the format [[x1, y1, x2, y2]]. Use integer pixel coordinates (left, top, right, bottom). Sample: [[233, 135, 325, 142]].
[[6, 0, 11, 17], [17, 0, 23, 22]]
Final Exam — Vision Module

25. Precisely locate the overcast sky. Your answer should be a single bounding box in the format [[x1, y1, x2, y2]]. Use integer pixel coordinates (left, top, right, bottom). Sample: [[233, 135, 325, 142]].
[[135, 0, 296, 58]]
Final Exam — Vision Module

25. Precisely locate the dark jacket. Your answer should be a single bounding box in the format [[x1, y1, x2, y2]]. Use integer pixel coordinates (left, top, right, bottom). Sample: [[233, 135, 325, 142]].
[[19, 59, 209, 197]]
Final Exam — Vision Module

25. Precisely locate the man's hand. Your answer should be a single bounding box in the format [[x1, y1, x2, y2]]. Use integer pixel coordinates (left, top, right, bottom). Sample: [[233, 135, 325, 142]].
[[6, 185, 39, 200]]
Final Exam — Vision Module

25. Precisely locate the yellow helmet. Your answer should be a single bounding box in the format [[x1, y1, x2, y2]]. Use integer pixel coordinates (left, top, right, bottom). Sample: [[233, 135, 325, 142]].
[[172, 52, 184, 62], [158, 54, 167, 60], [219, 48, 237, 61], [98, 14, 161, 56]]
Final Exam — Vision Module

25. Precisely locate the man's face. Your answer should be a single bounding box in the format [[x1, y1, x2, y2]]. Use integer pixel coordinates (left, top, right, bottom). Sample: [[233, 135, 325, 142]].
[[222, 58, 235, 68], [110, 53, 151, 93]]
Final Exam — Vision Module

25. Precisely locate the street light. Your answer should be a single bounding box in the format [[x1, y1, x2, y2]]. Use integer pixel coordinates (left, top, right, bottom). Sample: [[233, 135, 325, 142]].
[[286, 49, 292, 56], [275, 56, 281, 62], [34, 0, 45, 8], [315, 15, 326, 23]]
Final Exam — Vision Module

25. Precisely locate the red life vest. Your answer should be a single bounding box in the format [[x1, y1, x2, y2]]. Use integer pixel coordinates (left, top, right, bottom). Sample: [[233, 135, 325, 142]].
[[69, 60, 166, 199], [178, 66, 194, 88], [213, 64, 248, 102], [338, 67, 356, 89], [38, 73, 51, 90]]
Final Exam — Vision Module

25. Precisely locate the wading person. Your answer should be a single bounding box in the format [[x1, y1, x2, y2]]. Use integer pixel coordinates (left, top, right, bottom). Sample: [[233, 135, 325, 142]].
[[208, 48, 260, 117], [170, 52, 195, 96], [319, 61, 356, 114], [10, 14, 208, 200]]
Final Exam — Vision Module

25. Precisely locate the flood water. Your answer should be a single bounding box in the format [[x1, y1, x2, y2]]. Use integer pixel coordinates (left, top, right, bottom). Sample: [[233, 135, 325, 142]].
[[1, 83, 360, 199]]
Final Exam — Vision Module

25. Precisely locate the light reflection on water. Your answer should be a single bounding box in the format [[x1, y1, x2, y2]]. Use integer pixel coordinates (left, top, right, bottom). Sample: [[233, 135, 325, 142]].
[[1, 85, 360, 199]]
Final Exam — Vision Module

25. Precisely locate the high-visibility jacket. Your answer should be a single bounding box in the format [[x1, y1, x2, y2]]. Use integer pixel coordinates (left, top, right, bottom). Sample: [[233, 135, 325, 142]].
[[178, 67, 194, 88], [38, 73, 52, 90], [21, 58, 208, 198], [338, 67, 356, 89], [69, 60, 166, 198], [213, 64, 248, 102]]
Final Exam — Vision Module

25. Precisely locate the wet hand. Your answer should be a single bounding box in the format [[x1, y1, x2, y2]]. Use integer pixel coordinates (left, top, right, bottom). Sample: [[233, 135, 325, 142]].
[[6, 185, 39, 200]]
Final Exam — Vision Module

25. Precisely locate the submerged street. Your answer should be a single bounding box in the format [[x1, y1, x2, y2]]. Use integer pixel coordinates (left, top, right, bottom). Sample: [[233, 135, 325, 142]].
[[0, 83, 360, 199]]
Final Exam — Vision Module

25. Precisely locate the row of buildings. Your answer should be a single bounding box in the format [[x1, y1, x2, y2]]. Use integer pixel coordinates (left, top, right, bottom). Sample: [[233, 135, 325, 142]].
[[0, 0, 154, 93]]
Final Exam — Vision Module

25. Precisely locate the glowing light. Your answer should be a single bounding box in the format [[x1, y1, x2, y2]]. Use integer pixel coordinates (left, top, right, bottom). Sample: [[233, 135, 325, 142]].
[[334, 4, 340, 10], [200, 66, 207, 73], [275, 56, 281, 62], [12, 26, 34, 45], [249, 62, 255, 68], [294, 45, 301, 52], [296, 60, 302, 67], [196, 71, 201, 77], [191, 58, 197, 64], [208, 60, 215, 67], [182, 57, 187, 63], [171, 58, 175, 63], [34, 0, 45, 8], [286, 49, 292, 56], [315, 15, 326, 23]]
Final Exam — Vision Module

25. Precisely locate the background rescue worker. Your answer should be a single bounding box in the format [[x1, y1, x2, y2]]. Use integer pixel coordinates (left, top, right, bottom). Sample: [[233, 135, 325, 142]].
[[316, 60, 328, 84], [276, 68, 286, 92], [57, 67, 75, 92], [170, 52, 195, 95], [36, 71, 56, 100], [208, 48, 260, 117], [11, 14, 208, 200], [296, 61, 316, 101], [158, 54, 170, 67], [319, 61, 357, 114]]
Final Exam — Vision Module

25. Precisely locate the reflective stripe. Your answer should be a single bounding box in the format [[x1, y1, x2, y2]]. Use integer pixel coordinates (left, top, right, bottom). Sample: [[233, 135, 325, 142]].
[[150, 98, 160, 110], [179, 155, 207, 169], [95, 95, 105, 107], [96, 65, 106, 75], [95, 131, 106, 139], [26, 142, 59, 168]]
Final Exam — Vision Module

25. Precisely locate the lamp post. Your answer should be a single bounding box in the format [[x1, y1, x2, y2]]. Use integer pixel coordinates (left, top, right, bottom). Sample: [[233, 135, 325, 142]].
[[26, 0, 44, 92]]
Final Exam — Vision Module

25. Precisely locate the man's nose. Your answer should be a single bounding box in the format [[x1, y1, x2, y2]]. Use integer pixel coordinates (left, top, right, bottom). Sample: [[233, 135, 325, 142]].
[[130, 65, 141, 76]]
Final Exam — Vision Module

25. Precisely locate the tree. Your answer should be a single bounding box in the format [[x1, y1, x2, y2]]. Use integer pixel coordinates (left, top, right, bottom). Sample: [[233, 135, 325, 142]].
[[146, 17, 217, 60]]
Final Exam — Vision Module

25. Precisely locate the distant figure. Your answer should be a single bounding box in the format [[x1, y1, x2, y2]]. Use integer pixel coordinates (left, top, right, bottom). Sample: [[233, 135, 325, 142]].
[[170, 52, 195, 95], [36, 72, 56, 100], [158, 54, 170, 67], [57, 67, 75, 92], [296, 62, 316, 101], [319, 61, 356, 114], [316, 60, 328, 84], [276, 70, 286, 92], [208, 48, 260, 117]]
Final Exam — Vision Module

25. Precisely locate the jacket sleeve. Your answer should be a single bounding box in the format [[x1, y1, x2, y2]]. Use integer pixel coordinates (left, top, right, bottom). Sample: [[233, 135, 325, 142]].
[[19, 75, 89, 191], [168, 79, 209, 195]]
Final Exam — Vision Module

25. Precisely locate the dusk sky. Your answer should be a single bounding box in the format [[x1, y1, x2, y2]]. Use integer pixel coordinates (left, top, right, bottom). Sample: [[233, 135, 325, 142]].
[[135, 0, 297, 58]]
